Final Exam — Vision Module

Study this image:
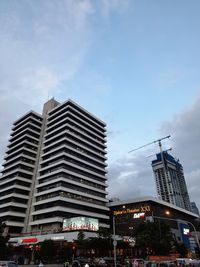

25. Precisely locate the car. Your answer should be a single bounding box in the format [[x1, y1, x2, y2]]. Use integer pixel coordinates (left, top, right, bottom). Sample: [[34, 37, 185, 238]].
[[144, 261, 158, 267], [93, 258, 107, 267], [0, 261, 17, 267], [131, 259, 144, 267], [72, 258, 95, 267], [103, 257, 122, 267], [159, 261, 176, 267]]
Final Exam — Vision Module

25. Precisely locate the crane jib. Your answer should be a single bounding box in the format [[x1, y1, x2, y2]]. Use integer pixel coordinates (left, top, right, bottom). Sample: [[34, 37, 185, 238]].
[[128, 135, 171, 153]]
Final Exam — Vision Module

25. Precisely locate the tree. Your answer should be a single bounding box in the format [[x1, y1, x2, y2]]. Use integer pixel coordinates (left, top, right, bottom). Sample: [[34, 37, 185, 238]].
[[59, 246, 73, 262], [174, 242, 188, 258], [77, 230, 85, 241], [0, 221, 10, 260], [75, 229, 113, 257], [40, 240, 56, 263], [87, 236, 112, 257], [134, 221, 173, 257], [97, 227, 112, 238]]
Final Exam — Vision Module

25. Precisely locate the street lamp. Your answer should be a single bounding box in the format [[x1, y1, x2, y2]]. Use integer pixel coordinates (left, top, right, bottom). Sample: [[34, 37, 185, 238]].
[[113, 216, 117, 267], [151, 212, 200, 254]]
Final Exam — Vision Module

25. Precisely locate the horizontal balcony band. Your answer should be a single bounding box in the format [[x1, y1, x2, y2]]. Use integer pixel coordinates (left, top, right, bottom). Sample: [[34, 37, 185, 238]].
[[42, 139, 107, 161], [0, 176, 32, 186], [36, 177, 107, 194], [5, 140, 38, 154], [10, 123, 41, 139], [0, 184, 31, 193], [39, 160, 106, 180], [37, 168, 107, 185], [0, 193, 29, 201], [31, 206, 109, 220], [12, 111, 43, 129], [40, 150, 107, 170], [41, 144, 107, 167], [1, 168, 34, 179], [4, 146, 37, 160], [45, 122, 106, 148], [40, 153, 106, 175], [11, 120, 42, 136], [8, 135, 39, 150], [43, 130, 106, 153], [47, 115, 106, 142], [68, 105, 106, 129], [30, 217, 63, 225], [0, 202, 27, 209], [47, 101, 106, 130], [33, 195, 109, 210], [0, 211, 26, 218], [2, 160, 35, 173], [4, 220, 24, 227], [2, 152, 36, 167], [34, 186, 108, 203], [9, 128, 40, 144]]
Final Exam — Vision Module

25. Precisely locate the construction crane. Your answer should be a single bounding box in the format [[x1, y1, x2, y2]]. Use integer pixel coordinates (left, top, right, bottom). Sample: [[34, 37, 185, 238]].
[[146, 147, 172, 158], [128, 135, 172, 202], [128, 135, 171, 154]]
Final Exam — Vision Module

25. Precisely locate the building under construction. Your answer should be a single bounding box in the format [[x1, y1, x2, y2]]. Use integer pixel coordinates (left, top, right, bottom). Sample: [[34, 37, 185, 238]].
[[152, 151, 191, 211]]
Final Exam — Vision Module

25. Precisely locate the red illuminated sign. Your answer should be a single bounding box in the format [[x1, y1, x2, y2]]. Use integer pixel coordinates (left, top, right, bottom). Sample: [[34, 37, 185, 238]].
[[133, 212, 145, 219], [22, 238, 38, 243]]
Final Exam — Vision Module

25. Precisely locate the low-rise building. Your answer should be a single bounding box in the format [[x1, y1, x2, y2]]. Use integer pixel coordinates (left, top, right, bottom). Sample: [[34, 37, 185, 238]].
[[108, 196, 200, 254]]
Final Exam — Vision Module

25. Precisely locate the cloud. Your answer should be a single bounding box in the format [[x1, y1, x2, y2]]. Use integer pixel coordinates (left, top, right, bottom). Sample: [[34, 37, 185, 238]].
[[0, 0, 94, 163], [0, 0, 131, 163], [108, 154, 156, 200], [158, 69, 184, 88], [160, 96, 200, 170], [108, 94, 200, 211], [100, 0, 130, 17], [160, 95, 200, 208]]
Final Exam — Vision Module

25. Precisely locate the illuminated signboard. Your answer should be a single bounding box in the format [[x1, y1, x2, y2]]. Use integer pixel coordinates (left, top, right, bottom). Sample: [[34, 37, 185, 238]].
[[133, 212, 145, 219], [51, 236, 65, 240], [113, 205, 150, 216], [179, 223, 190, 248], [183, 228, 190, 235], [63, 217, 99, 232], [21, 237, 38, 244]]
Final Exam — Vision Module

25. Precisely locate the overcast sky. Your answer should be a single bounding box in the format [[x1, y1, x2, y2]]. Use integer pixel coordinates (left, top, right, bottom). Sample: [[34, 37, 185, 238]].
[[0, 0, 200, 209]]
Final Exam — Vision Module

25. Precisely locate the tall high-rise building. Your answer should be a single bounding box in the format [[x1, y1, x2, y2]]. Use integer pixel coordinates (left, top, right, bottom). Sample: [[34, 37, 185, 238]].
[[190, 202, 200, 216], [0, 99, 109, 236], [152, 151, 191, 211]]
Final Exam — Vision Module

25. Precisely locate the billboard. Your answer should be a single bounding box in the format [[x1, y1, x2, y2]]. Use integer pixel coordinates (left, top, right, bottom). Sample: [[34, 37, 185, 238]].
[[63, 217, 99, 232], [179, 223, 190, 248]]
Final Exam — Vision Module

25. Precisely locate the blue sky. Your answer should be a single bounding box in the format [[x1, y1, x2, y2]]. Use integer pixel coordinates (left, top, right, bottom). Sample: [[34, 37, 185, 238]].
[[0, 0, 200, 208]]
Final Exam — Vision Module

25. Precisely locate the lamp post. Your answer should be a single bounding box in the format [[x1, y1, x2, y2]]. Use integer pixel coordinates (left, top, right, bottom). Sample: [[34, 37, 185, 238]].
[[151, 213, 200, 254], [113, 216, 117, 267]]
